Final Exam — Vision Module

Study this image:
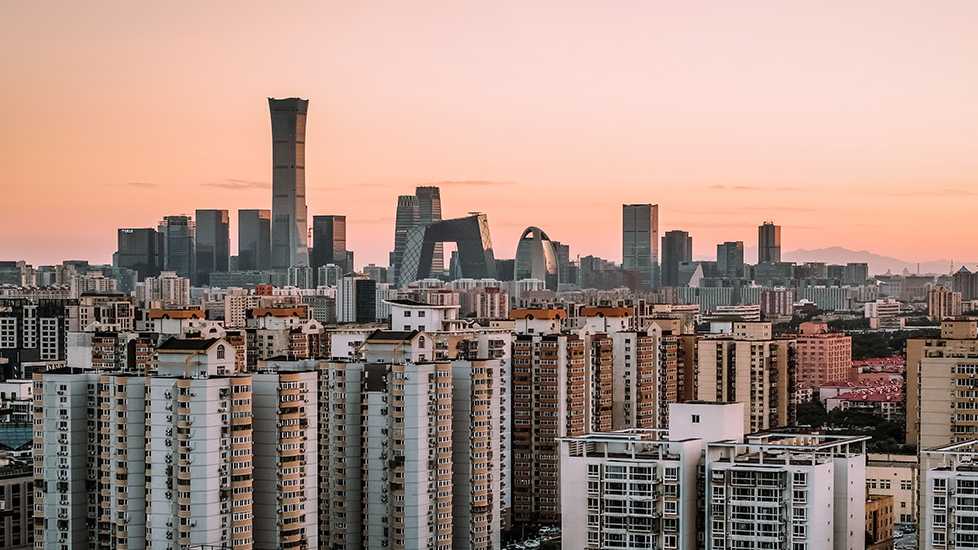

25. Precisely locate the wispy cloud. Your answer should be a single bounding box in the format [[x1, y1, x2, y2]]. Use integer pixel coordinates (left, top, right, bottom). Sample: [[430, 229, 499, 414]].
[[425, 179, 517, 187], [708, 184, 801, 192], [116, 181, 158, 188], [888, 187, 977, 198], [203, 178, 269, 190]]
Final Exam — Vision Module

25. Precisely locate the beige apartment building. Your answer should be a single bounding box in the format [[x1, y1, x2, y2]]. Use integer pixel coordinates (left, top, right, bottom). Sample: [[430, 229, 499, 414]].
[[907, 319, 978, 448], [696, 322, 797, 432]]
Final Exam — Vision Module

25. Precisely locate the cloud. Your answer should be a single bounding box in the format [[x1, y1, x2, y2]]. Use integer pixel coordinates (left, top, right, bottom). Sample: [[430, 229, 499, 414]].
[[202, 178, 269, 190], [708, 184, 801, 192], [425, 179, 517, 187], [119, 181, 158, 188], [888, 187, 977, 198]]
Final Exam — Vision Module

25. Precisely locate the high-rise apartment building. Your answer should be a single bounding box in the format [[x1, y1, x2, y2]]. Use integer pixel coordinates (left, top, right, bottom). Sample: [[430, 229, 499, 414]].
[[115, 228, 161, 280], [795, 321, 852, 388], [511, 321, 586, 525], [716, 240, 745, 278], [906, 319, 978, 448], [194, 209, 230, 285], [696, 322, 797, 433], [758, 221, 782, 264], [33, 339, 260, 549], [158, 215, 195, 279], [139, 271, 191, 306], [311, 215, 347, 275], [318, 331, 502, 550], [660, 230, 692, 288], [269, 98, 310, 269], [921, 440, 978, 549], [622, 204, 659, 290], [0, 296, 73, 378], [238, 209, 271, 271], [927, 285, 963, 321], [560, 402, 869, 550]]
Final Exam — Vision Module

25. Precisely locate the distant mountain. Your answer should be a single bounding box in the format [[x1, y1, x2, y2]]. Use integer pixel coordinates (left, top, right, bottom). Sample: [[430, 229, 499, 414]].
[[783, 247, 976, 276]]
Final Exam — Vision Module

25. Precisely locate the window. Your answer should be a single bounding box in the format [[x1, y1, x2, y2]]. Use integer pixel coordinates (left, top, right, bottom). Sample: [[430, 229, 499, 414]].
[[216, 345, 226, 359], [692, 414, 700, 424]]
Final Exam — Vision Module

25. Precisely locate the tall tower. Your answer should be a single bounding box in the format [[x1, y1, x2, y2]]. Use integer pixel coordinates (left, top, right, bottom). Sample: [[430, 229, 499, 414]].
[[389, 194, 419, 284], [269, 97, 309, 268], [622, 204, 658, 289], [415, 186, 443, 273], [312, 215, 348, 273], [194, 209, 229, 285], [238, 209, 271, 271], [758, 221, 781, 264], [660, 230, 692, 287]]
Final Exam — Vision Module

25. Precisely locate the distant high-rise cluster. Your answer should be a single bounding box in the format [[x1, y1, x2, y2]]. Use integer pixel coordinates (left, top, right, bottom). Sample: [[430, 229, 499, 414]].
[[14, 91, 978, 550]]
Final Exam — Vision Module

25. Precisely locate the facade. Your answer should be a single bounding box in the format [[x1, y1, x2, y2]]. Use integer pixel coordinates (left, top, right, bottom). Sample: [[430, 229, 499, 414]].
[[398, 214, 497, 287], [139, 271, 191, 306], [696, 322, 797, 432], [336, 274, 377, 323], [194, 209, 230, 285], [268, 97, 310, 269], [759, 287, 794, 319], [907, 319, 978, 448], [795, 321, 852, 388], [757, 221, 782, 264], [660, 230, 692, 288], [865, 298, 905, 330], [514, 226, 560, 291], [157, 215, 195, 279], [115, 228, 161, 280], [0, 459, 32, 550], [311, 215, 347, 275], [622, 204, 659, 289], [866, 453, 918, 525], [238, 209, 271, 271]]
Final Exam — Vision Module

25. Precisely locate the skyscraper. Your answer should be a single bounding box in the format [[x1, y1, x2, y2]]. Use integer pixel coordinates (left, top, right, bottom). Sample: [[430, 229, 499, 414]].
[[415, 186, 443, 273], [115, 227, 161, 280], [194, 209, 229, 285], [157, 215, 195, 279], [758, 221, 782, 263], [269, 97, 309, 268], [389, 194, 419, 285], [622, 204, 658, 289], [238, 209, 271, 271], [311, 215, 347, 275], [716, 241, 745, 278], [660, 230, 692, 287]]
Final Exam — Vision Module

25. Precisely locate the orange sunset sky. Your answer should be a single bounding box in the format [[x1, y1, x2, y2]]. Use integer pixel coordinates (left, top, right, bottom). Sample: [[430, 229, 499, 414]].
[[2, 1, 977, 268]]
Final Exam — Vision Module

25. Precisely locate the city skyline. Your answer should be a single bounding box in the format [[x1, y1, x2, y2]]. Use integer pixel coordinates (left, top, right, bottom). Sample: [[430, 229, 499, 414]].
[[4, 1, 978, 268]]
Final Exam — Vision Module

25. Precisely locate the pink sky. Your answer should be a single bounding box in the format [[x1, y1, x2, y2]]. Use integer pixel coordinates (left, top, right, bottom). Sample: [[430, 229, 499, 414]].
[[3, 1, 977, 268]]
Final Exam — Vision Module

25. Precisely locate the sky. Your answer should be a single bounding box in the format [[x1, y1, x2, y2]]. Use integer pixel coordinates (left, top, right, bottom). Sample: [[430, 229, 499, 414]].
[[3, 1, 977, 268]]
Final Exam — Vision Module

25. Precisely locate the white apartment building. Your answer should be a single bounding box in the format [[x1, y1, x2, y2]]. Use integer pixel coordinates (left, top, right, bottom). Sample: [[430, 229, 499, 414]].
[[921, 440, 978, 549], [560, 403, 869, 550]]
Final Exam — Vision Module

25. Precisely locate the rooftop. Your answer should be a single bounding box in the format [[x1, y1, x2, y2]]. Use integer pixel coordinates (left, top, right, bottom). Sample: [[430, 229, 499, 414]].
[[156, 338, 219, 352], [365, 330, 421, 343]]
